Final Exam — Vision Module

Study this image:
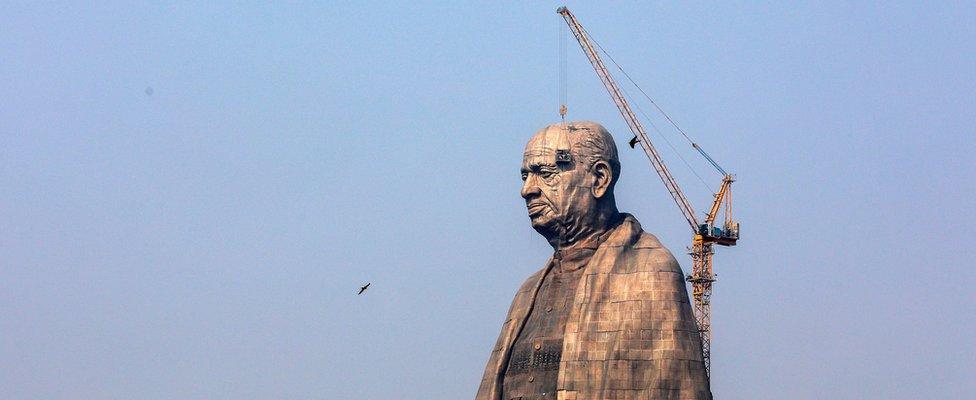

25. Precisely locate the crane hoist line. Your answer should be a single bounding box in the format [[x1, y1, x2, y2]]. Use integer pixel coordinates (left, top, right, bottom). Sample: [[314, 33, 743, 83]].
[[556, 6, 740, 377]]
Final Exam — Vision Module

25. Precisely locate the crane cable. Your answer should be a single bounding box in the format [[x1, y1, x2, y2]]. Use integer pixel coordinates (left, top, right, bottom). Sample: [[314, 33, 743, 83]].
[[560, 20, 711, 194], [586, 31, 728, 176], [558, 18, 568, 120], [618, 82, 713, 193]]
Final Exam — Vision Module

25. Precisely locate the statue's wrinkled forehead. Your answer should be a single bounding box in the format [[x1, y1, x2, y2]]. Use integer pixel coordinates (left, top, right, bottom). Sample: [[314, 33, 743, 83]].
[[523, 124, 572, 165]]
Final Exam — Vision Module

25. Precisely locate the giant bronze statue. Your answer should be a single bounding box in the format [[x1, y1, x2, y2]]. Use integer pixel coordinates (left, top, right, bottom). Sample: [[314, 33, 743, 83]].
[[476, 121, 711, 400]]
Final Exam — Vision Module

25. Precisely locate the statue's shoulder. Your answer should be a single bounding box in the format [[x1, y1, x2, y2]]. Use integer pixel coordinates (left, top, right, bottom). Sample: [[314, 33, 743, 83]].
[[609, 214, 668, 252], [613, 215, 677, 254], [615, 225, 683, 275], [638, 239, 682, 275], [633, 229, 665, 249], [516, 264, 549, 294]]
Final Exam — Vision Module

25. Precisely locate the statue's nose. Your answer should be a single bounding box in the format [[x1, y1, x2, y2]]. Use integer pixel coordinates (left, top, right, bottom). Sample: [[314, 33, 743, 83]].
[[521, 175, 541, 199]]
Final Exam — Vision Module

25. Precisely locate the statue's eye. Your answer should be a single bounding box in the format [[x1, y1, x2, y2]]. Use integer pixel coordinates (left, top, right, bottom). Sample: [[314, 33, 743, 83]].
[[521, 172, 528, 181], [537, 167, 559, 181]]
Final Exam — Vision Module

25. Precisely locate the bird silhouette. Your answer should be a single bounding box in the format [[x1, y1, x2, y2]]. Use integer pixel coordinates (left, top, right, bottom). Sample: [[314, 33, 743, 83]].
[[628, 136, 639, 148], [358, 283, 371, 295]]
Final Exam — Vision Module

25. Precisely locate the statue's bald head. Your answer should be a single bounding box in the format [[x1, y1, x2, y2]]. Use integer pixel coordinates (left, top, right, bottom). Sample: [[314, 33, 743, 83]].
[[521, 121, 621, 248], [523, 121, 621, 190]]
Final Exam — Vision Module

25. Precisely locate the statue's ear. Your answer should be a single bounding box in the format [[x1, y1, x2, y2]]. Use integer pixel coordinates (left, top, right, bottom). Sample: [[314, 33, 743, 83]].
[[591, 160, 613, 199]]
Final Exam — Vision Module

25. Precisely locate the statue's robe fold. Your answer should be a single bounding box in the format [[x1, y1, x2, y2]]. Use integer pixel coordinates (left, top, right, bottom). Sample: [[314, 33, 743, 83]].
[[476, 214, 712, 400]]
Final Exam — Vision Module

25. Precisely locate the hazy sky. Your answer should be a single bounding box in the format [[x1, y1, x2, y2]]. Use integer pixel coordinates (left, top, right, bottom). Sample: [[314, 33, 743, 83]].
[[2, 2, 974, 399]]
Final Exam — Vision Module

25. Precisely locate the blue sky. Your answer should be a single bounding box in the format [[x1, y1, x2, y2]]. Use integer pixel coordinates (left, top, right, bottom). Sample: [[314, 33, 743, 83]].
[[1, 2, 974, 399]]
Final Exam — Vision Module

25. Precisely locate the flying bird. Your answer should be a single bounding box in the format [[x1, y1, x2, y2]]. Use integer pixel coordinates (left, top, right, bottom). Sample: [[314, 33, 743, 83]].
[[358, 282, 371, 295], [628, 136, 639, 148]]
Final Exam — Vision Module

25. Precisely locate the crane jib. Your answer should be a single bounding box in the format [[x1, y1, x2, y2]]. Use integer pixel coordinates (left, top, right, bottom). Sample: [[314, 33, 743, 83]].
[[558, 7, 698, 231], [557, 6, 739, 378]]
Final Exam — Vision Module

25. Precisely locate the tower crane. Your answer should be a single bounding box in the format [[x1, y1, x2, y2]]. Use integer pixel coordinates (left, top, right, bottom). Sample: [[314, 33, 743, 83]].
[[557, 6, 739, 376]]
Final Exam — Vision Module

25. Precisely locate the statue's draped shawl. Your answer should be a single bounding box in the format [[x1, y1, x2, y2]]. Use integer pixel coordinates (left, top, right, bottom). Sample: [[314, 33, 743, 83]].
[[476, 214, 712, 400]]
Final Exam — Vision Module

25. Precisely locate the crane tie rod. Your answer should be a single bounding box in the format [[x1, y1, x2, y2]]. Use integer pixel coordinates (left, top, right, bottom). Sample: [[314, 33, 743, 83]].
[[587, 31, 728, 176], [618, 83, 713, 192]]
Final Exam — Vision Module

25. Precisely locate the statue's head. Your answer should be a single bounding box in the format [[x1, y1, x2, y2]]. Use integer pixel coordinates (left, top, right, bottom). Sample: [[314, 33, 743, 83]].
[[520, 121, 620, 247]]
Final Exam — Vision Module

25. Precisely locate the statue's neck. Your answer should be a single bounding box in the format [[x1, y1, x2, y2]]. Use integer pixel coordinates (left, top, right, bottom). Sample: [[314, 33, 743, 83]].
[[550, 208, 621, 251]]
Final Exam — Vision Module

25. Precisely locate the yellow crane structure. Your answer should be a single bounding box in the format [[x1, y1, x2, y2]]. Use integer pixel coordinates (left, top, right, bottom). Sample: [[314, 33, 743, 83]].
[[557, 6, 739, 376]]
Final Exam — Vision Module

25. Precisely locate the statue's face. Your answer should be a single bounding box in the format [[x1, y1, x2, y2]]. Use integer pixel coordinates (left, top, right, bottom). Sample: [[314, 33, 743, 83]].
[[520, 127, 596, 241]]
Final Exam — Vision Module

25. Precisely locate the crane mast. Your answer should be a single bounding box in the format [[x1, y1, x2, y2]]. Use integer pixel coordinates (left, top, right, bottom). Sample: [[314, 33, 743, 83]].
[[557, 6, 738, 376]]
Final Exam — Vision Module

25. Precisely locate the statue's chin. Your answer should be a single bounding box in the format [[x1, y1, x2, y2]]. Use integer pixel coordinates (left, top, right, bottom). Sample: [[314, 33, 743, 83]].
[[530, 216, 569, 244], [530, 215, 556, 233]]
